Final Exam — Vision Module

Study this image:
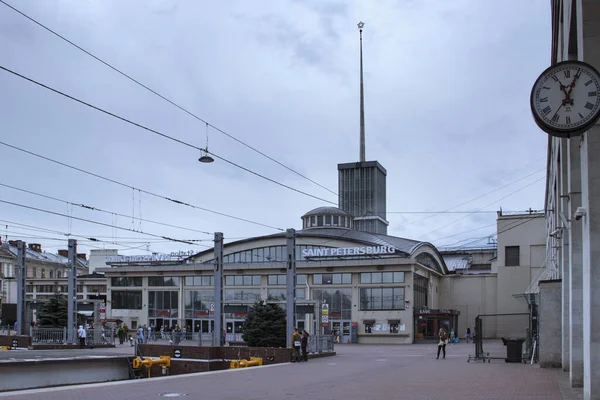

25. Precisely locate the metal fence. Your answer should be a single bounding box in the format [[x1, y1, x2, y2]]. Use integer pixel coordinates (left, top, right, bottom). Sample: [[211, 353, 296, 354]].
[[134, 331, 334, 352], [31, 328, 115, 345], [307, 335, 335, 354]]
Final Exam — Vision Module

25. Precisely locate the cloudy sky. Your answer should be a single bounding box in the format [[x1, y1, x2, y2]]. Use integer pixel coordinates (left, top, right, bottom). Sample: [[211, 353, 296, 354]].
[[0, 0, 551, 257]]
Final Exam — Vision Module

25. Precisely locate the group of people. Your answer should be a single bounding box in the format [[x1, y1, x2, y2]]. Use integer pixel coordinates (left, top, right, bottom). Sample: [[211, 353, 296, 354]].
[[291, 328, 310, 362]]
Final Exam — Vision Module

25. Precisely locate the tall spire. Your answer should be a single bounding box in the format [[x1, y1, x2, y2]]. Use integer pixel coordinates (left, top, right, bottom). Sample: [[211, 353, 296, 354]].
[[358, 21, 366, 162]]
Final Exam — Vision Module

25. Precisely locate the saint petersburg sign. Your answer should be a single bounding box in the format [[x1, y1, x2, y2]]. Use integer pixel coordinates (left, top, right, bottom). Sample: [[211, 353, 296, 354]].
[[302, 245, 396, 258]]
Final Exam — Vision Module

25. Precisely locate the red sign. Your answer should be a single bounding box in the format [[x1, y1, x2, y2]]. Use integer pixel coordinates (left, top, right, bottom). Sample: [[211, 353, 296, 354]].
[[156, 311, 170, 316], [194, 311, 209, 317]]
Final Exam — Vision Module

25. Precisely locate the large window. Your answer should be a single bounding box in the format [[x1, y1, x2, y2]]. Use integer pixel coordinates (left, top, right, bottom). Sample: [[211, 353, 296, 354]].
[[111, 277, 143, 287], [111, 290, 142, 309], [224, 289, 262, 302], [148, 291, 179, 317], [360, 287, 405, 310], [313, 288, 352, 319], [505, 246, 520, 266], [185, 276, 214, 286], [360, 272, 405, 284], [267, 289, 287, 301], [148, 277, 180, 286], [313, 273, 351, 285], [184, 290, 214, 318], [296, 274, 307, 286], [225, 275, 261, 286], [268, 274, 286, 285]]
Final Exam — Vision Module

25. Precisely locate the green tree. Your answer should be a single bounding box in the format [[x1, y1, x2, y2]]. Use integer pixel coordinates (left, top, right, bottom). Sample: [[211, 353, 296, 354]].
[[37, 293, 68, 328], [242, 302, 286, 348]]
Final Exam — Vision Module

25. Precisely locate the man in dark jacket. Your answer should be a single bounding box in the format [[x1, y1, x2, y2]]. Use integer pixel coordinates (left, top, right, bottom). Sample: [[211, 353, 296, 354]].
[[301, 330, 310, 362]]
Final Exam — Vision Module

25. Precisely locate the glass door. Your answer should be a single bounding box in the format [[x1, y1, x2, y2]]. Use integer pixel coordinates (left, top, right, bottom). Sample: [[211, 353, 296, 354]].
[[342, 321, 351, 344]]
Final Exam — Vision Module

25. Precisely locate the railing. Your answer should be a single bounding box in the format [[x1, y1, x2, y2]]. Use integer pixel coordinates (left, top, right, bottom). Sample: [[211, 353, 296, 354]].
[[307, 335, 335, 354], [31, 328, 115, 345], [0, 325, 13, 336], [143, 332, 213, 346]]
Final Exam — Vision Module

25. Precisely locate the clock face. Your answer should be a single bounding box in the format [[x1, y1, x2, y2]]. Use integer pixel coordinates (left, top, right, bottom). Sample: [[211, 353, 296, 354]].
[[530, 61, 600, 137]]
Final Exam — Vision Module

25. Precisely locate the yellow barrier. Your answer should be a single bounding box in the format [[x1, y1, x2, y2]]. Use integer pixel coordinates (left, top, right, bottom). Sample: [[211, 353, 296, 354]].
[[0, 346, 9, 351], [131, 356, 171, 378], [229, 357, 263, 369]]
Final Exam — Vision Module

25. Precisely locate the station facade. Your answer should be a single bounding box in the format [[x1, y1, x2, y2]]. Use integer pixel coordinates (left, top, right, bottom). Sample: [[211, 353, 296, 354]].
[[99, 206, 454, 344]]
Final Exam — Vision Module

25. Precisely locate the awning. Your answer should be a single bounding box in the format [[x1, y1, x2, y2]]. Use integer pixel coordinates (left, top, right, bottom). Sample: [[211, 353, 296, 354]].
[[388, 319, 401, 324], [77, 311, 94, 317], [363, 319, 375, 324]]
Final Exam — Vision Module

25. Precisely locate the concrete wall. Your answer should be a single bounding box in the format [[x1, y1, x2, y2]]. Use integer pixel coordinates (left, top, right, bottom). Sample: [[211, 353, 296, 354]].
[[539, 280, 562, 368], [0, 356, 130, 391], [440, 274, 497, 337]]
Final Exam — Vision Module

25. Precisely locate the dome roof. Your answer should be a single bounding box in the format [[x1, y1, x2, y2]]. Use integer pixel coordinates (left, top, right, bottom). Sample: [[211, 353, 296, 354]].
[[302, 206, 351, 218]]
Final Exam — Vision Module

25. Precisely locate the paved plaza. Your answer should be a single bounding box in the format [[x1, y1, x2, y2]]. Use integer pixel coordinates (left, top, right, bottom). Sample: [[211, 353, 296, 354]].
[[0, 341, 583, 400]]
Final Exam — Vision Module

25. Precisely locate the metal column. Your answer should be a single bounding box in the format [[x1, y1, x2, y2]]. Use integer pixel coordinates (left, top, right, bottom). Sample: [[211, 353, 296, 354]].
[[16, 241, 26, 336], [286, 228, 296, 348], [213, 232, 224, 347], [67, 239, 78, 343]]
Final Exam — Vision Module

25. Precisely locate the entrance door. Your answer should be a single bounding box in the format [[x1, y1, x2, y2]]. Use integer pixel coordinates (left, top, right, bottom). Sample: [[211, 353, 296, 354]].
[[330, 321, 351, 344], [225, 319, 244, 342]]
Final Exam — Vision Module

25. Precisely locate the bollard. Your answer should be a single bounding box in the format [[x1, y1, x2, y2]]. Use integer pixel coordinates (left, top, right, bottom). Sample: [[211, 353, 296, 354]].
[[132, 356, 171, 378], [229, 357, 262, 369]]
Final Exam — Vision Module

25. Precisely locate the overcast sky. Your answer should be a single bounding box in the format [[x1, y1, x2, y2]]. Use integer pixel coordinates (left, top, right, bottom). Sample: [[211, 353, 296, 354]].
[[0, 0, 551, 257]]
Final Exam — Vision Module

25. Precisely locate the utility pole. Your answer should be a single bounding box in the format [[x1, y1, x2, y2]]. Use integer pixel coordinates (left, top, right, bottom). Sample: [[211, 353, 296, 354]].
[[286, 229, 296, 348], [67, 239, 78, 343], [16, 241, 26, 336], [213, 232, 224, 346]]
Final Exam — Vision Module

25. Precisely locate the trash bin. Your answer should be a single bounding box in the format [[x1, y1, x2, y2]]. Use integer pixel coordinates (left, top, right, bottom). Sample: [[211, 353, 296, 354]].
[[505, 338, 525, 363]]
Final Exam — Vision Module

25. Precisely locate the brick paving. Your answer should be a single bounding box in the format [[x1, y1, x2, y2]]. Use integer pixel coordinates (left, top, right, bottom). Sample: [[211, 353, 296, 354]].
[[0, 341, 583, 400]]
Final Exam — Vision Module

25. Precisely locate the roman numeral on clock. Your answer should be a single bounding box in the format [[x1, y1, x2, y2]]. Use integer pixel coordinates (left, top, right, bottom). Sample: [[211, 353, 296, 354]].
[[564, 70, 571, 78], [585, 102, 594, 110], [552, 113, 560, 122], [566, 116, 571, 124], [579, 113, 585, 119], [543, 106, 552, 115], [585, 80, 593, 86], [589, 92, 598, 97], [552, 75, 559, 82], [540, 97, 548, 102]]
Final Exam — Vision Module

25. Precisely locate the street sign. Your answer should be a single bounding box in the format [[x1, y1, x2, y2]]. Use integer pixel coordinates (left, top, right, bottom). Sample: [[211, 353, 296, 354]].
[[210, 303, 215, 312], [321, 315, 329, 324], [99, 302, 106, 323], [174, 349, 182, 358], [321, 304, 329, 315]]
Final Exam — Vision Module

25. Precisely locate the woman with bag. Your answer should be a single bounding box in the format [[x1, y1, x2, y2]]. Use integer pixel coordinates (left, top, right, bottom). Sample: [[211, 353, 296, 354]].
[[436, 328, 448, 359]]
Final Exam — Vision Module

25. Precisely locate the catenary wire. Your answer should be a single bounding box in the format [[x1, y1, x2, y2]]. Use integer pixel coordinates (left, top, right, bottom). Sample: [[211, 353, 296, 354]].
[[0, 198, 206, 246], [0, 140, 283, 231], [0, 0, 337, 197], [0, 181, 213, 235], [419, 176, 545, 240], [400, 168, 545, 226], [0, 65, 338, 207]]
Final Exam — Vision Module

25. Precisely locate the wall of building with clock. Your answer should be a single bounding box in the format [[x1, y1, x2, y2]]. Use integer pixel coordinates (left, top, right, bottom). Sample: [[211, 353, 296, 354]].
[[530, 1, 600, 398]]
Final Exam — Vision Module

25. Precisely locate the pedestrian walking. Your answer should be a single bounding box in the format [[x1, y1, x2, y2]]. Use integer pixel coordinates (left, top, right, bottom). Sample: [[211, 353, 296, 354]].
[[291, 328, 302, 363], [77, 325, 86, 348], [465, 327, 471, 344], [436, 328, 448, 359]]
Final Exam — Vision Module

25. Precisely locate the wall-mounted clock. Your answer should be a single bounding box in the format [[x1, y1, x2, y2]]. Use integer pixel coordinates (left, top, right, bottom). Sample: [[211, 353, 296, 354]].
[[530, 60, 600, 138]]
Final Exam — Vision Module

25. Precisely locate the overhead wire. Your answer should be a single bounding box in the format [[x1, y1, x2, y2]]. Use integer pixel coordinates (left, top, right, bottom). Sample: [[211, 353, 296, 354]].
[[0, 181, 213, 235], [0, 140, 283, 231], [0, 0, 337, 197], [0, 65, 338, 207], [399, 168, 545, 226], [419, 176, 545, 240], [0, 198, 208, 246]]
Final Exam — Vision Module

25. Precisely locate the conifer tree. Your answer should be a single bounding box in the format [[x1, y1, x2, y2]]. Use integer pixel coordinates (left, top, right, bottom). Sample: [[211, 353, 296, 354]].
[[242, 301, 287, 348], [37, 293, 68, 328]]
